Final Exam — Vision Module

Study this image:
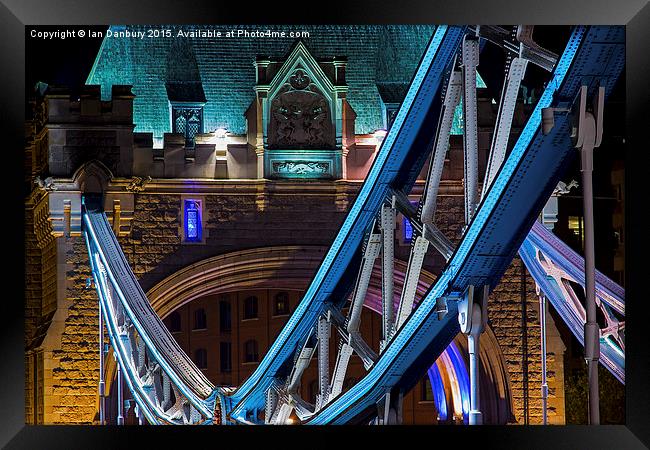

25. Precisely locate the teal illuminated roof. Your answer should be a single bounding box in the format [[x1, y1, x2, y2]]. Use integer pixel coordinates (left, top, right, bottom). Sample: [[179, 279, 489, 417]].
[[87, 25, 485, 139]]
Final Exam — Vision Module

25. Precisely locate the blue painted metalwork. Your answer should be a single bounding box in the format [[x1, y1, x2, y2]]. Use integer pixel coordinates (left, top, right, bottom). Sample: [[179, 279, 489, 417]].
[[82, 25, 625, 426], [519, 221, 625, 382], [225, 25, 468, 422], [427, 364, 447, 421], [306, 26, 624, 424]]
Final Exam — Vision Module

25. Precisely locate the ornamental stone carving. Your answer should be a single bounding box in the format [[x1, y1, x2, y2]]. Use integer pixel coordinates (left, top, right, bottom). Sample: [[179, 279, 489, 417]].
[[267, 73, 335, 150], [272, 160, 330, 175], [125, 176, 152, 193]]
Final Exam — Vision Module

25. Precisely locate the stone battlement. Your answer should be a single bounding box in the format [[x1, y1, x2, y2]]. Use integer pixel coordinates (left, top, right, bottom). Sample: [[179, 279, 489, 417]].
[[132, 132, 250, 179], [37, 85, 134, 126], [31, 85, 135, 178]]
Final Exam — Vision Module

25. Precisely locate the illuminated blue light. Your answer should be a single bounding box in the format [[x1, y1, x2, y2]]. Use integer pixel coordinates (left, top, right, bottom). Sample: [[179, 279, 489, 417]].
[[403, 217, 413, 242], [185, 200, 202, 242], [447, 341, 470, 421], [427, 364, 448, 421]]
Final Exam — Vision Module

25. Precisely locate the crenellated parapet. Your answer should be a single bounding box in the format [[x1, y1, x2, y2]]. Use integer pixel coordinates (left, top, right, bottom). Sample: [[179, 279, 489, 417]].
[[33, 84, 135, 179], [132, 132, 249, 179]]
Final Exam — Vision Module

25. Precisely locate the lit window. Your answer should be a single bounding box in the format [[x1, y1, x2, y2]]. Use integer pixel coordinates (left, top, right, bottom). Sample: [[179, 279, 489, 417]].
[[244, 339, 259, 363], [568, 215, 584, 248], [194, 348, 208, 369], [172, 106, 203, 147], [274, 292, 290, 316], [193, 308, 207, 330], [403, 216, 413, 242], [184, 199, 202, 242], [243, 296, 258, 320]]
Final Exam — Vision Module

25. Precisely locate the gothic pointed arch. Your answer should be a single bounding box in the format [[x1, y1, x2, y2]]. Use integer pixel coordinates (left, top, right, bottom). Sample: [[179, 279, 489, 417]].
[[250, 41, 350, 179], [71, 159, 114, 194]]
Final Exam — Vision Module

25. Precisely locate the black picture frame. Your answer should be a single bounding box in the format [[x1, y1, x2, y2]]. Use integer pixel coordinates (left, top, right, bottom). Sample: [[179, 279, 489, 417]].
[[2, 0, 648, 448]]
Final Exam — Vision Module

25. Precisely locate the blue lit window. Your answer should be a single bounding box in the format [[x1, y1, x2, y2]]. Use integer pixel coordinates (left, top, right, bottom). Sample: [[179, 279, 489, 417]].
[[184, 199, 202, 242], [403, 216, 413, 242]]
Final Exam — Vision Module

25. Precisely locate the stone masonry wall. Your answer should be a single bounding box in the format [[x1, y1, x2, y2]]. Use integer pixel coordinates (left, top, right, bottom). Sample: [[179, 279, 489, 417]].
[[25, 195, 58, 424], [36, 184, 352, 423], [48, 237, 100, 424], [34, 182, 564, 424], [490, 258, 542, 424]]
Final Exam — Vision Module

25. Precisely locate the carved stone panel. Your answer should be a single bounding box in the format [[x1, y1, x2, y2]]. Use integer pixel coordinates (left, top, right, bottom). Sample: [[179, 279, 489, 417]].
[[267, 72, 335, 150], [272, 161, 330, 176]]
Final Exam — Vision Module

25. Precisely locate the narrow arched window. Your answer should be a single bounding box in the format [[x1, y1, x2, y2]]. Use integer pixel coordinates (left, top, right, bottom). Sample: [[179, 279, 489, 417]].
[[274, 292, 290, 316], [194, 348, 207, 369], [244, 339, 259, 363], [243, 296, 258, 320], [193, 308, 207, 330], [184, 199, 202, 242], [167, 311, 181, 332]]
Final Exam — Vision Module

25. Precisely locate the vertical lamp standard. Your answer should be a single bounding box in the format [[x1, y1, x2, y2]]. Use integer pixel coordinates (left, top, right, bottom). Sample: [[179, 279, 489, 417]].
[[574, 85, 605, 425], [542, 84, 605, 425]]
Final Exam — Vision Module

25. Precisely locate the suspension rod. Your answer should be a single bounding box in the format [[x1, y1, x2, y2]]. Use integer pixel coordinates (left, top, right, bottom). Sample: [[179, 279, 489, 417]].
[[462, 34, 480, 225], [98, 294, 106, 425], [482, 55, 528, 198], [420, 68, 462, 224], [117, 364, 124, 425], [347, 232, 381, 333], [316, 316, 331, 411], [394, 236, 430, 332], [539, 292, 548, 425], [380, 205, 396, 343]]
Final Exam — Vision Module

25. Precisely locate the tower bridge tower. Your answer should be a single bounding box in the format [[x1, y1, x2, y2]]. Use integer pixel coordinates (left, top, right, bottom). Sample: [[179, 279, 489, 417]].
[[24, 25, 580, 425]]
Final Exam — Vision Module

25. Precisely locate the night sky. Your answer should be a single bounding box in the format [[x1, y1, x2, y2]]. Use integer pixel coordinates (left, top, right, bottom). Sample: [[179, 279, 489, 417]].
[[25, 25, 106, 116]]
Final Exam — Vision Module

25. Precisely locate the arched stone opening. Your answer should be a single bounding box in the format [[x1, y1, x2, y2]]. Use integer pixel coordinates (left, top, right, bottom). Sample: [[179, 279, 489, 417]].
[[102, 245, 512, 424]]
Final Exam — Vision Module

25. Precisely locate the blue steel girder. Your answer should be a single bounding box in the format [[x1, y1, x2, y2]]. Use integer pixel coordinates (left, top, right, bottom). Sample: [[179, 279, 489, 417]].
[[83, 203, 218, 425], [304, 25, 624, 425], [519, 222, 625, 382], [224, 25, 468, 423]]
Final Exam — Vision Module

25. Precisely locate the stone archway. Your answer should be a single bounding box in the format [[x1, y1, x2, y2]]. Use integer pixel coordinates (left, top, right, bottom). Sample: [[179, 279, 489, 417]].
[[146, 246, 329, 319], [103, 245, 513, 424]]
